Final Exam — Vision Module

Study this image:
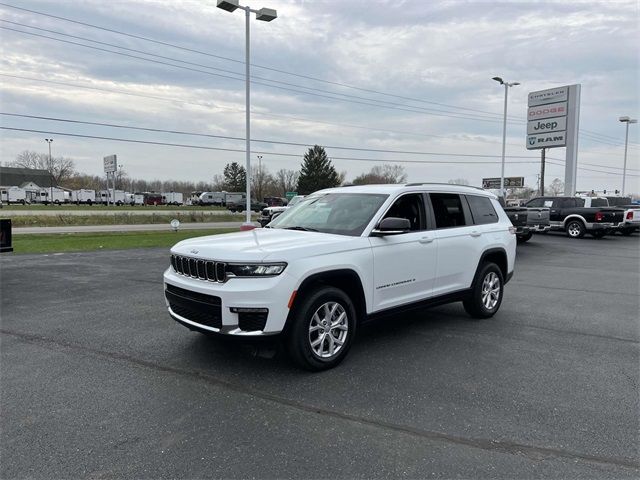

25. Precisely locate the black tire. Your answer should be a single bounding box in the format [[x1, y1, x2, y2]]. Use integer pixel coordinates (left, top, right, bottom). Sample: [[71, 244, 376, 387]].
[[286, 286, 357, 371], [591, 230, 606, 239], [565, 220, 586, 238], [463, 262, 504, 319], [517, 232, 533, 244]]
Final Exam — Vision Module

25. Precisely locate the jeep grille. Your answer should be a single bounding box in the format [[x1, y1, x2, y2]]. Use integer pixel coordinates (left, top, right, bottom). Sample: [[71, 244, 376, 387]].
[[171, 255, 227, 282]]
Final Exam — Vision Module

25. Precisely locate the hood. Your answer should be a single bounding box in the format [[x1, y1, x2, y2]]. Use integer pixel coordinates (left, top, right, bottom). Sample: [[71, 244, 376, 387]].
[[171, 228, 365, 262]]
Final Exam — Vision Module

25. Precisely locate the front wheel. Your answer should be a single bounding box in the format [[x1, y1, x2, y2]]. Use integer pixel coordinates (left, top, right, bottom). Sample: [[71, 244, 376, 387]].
[[565, 220, 586, 238], [286, 286, 357, 371], [463, 263, 504, 319]]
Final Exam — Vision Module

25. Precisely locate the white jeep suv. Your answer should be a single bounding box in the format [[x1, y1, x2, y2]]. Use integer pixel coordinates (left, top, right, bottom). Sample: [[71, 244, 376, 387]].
[[164, 184, 516, 370]]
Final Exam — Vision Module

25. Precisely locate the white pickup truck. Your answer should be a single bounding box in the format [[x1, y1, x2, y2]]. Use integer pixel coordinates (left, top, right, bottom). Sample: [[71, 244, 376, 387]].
[[604, 196, 640, 235]]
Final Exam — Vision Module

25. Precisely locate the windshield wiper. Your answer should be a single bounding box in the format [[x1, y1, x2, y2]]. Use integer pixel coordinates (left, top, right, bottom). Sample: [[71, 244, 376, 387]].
[[284, 226, 319, 232]]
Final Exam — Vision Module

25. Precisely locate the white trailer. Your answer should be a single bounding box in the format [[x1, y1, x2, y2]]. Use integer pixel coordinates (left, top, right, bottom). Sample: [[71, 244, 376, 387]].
[[72, 189, 96, 205], [162, 192, 184, 205], [224, 192, 245, 206], [108, 190, 127, 206], [48, 188, 72, 204], [133, 194, 144, 206], [0, 186, 27, 204], [198, 191, 225, 206], [96, 190, 109, 205]]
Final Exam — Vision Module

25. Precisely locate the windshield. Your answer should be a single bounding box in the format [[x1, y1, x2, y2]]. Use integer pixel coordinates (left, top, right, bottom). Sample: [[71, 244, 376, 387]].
[[269, 192, 388, 236], [287, 195, 304, 207]]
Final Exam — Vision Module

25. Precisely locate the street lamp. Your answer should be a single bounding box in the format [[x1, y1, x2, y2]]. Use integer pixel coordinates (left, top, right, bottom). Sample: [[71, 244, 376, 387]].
[[45, 138, 53, 205], [492, 77, 520, 197], [619, 116, 637, 196], [217, 0, 277, 228]]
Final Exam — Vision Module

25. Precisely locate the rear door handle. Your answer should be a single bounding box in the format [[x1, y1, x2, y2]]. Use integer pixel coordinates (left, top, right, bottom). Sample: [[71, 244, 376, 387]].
[[419, 236, 434, 244], [470, 231, 482, 237]]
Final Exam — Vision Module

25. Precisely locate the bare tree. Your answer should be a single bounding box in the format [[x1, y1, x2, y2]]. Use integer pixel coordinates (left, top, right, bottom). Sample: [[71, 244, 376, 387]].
[[11, 150, 76, 185], [546, 178, 564, 195], [275, 169, 300, 196], [352, 165, 407, 185]]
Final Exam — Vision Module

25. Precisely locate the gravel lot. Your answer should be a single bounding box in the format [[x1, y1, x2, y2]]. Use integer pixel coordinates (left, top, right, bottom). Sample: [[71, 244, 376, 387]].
[[1, 232, 638, 479]]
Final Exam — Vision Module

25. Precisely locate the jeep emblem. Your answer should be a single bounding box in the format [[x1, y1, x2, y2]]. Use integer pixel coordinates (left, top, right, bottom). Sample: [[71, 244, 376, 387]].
[[190, 249, 199, 255]]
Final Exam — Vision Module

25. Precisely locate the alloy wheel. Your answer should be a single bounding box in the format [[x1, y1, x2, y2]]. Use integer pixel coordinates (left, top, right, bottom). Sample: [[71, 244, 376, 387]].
[[308, 301, 348, 359], [481, 272, 501, 310]]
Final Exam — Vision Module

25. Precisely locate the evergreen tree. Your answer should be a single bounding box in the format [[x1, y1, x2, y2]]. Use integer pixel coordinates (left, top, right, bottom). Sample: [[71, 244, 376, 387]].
[[223, 162, 246, 192], [296, 146, 340, 195]]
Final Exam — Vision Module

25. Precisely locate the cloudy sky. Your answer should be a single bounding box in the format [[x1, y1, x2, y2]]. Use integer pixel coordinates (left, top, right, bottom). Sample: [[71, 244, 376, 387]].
[[1, 0, 638, 192]]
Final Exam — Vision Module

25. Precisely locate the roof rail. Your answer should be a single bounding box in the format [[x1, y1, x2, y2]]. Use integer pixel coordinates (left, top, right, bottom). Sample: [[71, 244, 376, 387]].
[[404, 182, 485, 191]]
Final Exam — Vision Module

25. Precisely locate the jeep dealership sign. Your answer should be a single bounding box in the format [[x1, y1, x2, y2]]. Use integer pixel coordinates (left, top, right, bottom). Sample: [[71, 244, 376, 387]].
[[526, 84, 581, 195]]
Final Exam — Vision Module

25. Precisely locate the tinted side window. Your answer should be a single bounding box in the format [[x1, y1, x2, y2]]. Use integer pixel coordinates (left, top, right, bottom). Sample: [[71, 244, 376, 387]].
[[590, 198, 607, 207], [553, 198, 574, 208], [382, 193, 426, 231], [466, 195, 499, 224], [430, 193, 467, 229], [574, 198, 585, 207]]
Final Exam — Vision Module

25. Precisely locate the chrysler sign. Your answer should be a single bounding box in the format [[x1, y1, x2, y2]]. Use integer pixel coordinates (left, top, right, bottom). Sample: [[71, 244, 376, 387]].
[[528, 86, 568, 107]]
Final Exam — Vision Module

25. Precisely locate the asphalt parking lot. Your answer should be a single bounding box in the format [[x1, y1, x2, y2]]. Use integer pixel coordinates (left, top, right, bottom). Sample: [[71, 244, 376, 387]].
[[1, 232, 639, 479]]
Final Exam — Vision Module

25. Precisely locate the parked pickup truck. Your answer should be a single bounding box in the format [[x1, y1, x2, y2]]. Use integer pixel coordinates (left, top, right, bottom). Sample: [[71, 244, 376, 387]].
[[499, 198, 551, 243], [524, 196, 624, 238], [605, 196, 640, 235]]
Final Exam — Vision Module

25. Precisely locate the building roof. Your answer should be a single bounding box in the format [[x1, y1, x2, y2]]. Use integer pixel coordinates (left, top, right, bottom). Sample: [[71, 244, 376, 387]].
[[0, 167, 56, 188]]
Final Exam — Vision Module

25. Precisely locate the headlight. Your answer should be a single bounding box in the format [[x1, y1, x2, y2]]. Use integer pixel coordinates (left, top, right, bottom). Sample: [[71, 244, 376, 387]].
[[226, 263, 287, 277]]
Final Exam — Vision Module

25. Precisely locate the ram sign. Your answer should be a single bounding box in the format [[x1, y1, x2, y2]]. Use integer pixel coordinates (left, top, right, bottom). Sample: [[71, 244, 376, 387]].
[[527, 132, 566, 148]]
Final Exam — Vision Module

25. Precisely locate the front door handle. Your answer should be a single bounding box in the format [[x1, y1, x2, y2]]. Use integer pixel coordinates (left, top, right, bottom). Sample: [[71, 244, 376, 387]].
[[470, 231, 482, 237], [419, 236, 434, 244]]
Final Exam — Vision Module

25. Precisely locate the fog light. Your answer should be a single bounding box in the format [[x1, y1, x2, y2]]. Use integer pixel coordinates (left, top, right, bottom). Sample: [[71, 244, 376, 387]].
[[230, 307, 268, 313]]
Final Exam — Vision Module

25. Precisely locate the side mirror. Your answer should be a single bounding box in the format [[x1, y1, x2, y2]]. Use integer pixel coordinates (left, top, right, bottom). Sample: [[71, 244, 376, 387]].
[[371, 217, 411, 236]]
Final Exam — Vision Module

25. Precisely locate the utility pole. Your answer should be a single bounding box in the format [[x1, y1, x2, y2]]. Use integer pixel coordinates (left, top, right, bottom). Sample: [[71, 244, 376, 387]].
[[257, 154, 262, 201], [539, 148, 546, 196], [45, 138, 53, 206]]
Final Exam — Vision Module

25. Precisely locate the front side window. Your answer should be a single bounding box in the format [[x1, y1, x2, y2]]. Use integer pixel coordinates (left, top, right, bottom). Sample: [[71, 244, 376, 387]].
[[430, 193, 467, 228], [526, 198, 544, 208], [466, 195, 499, 224], [381, 193, 426, 231], [269, 193, 388, 236]]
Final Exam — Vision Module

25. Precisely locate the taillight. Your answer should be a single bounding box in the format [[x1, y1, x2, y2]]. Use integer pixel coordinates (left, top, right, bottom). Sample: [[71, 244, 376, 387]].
[[595, 212, 604, 221], [627, 211, 634, 220]]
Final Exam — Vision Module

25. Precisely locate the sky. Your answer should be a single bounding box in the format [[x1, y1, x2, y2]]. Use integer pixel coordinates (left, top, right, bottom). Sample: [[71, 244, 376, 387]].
[[0, 0, 638, 193]]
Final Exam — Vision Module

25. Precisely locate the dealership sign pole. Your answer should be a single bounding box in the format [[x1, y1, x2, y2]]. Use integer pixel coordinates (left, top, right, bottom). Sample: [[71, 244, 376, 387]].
[[526, 84, 580, 195], [104, 155, 117, 206]]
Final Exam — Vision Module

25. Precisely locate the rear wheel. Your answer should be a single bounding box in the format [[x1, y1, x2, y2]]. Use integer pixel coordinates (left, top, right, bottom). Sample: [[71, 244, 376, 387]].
[[463, 263, 504, 319], [565, 220, 586, 238], [287, 286, 357, 371]]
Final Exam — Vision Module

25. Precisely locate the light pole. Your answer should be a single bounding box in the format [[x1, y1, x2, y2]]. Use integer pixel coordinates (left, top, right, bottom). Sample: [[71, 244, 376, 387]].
[[45, 138, 53, 205], [217, 0, 277, 228], [256, 154, 262, 201], [619, 116, 637, 196], [492, 77, 520, 197]]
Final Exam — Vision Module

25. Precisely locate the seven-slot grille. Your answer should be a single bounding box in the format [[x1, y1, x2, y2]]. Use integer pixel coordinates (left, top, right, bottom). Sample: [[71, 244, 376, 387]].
[[171, 254, 227, 282]]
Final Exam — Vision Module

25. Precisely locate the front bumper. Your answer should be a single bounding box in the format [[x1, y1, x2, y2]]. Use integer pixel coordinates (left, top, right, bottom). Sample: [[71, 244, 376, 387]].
[[163, 267, 297, 336]]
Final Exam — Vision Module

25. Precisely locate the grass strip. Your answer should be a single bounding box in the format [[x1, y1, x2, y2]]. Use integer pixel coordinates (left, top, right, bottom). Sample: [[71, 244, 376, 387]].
[[10, 213, 244, 227], [10, 229, 237, 254]]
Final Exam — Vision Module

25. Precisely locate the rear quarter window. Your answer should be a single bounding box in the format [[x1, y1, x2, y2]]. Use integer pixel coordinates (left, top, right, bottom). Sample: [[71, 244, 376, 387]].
[[466, 195, 499, 224], [429, 193, 468, 228]]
